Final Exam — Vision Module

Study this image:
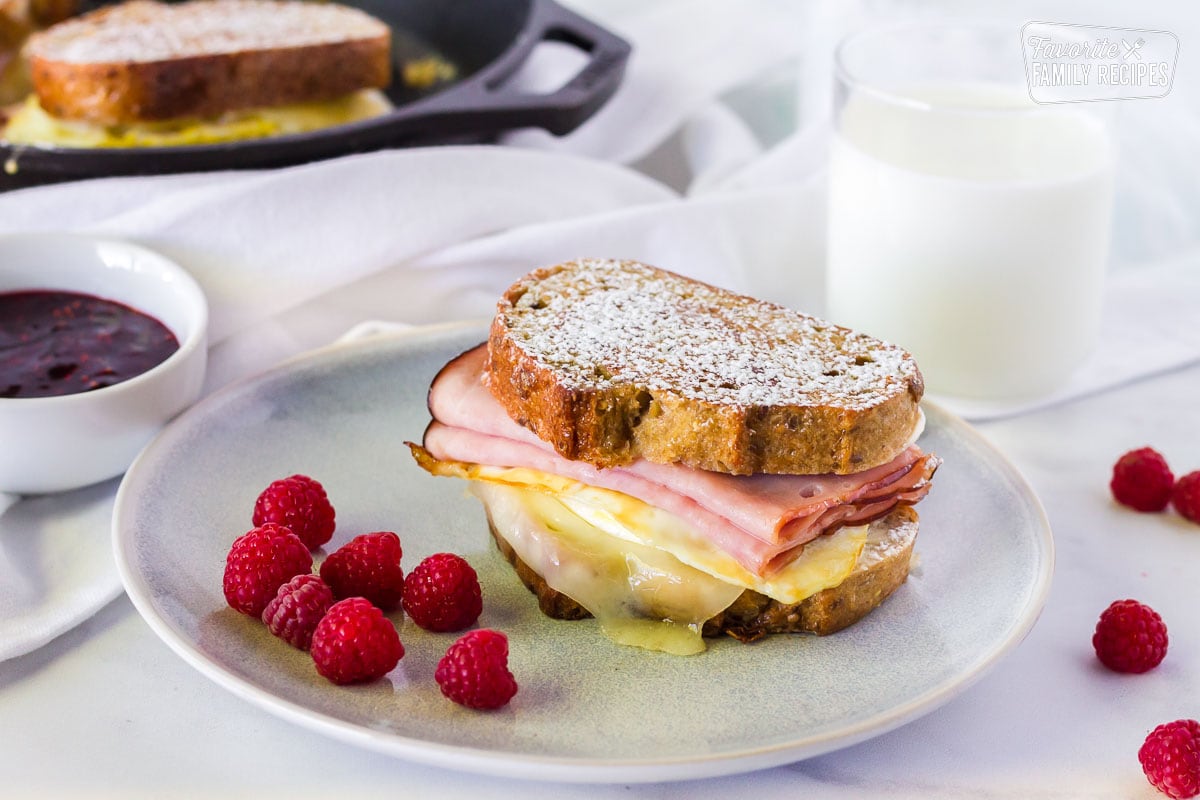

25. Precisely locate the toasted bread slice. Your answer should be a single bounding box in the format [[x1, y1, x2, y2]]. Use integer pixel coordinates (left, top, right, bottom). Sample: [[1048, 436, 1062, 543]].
[[0, 3, 27, 105], [25, 0, 390, 125], [487, 503, 919, 640], [487, 259, 924, 476]]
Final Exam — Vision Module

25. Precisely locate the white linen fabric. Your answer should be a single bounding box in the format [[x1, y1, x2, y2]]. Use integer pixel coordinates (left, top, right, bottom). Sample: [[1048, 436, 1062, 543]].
[[0, 480, 123, 661], [0, 0, 1197, 662]]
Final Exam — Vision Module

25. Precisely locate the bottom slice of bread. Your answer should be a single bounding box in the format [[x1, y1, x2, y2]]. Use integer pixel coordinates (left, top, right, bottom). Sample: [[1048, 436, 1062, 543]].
[[486, 505, 919, 642]]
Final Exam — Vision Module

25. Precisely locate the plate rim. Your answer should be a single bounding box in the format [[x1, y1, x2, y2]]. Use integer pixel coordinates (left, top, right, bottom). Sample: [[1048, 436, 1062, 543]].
[[112, 320, 1055, 784]]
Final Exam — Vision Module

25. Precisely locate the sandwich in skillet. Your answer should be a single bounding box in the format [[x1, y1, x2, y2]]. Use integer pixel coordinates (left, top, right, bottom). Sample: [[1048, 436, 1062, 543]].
[[2, 0, 392, 147]]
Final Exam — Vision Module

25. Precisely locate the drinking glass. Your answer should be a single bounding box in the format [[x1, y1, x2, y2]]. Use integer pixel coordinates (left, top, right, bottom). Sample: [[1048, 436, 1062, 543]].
[[825, 21, 1115, 402]]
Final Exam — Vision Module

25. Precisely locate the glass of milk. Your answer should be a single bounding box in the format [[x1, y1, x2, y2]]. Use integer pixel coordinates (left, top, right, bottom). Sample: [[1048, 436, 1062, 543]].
[[825, 21, 1115, 402]]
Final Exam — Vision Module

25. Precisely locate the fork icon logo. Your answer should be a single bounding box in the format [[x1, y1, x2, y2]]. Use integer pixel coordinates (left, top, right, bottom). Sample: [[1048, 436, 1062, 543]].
[[1122, 37, 1145, 61]]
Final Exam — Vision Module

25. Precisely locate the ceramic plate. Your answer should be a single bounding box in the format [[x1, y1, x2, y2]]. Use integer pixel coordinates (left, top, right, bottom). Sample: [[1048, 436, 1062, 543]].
[[113, 322, 1053, 783]]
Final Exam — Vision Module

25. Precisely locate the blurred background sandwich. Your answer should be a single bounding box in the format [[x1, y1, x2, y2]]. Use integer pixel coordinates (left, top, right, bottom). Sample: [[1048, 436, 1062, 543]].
[[1, 0, 393, 147]]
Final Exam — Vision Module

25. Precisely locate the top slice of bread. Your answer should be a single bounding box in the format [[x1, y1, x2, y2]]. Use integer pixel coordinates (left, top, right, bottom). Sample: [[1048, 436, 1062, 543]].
[[25, 0, 391, 124], [487, 259, 925, 476]]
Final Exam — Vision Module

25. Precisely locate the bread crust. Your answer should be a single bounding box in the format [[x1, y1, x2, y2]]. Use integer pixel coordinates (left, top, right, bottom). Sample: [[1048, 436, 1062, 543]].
[[25, 0, 390, 124], [487, 505, 919, 640], [487, 260, 924, 476]]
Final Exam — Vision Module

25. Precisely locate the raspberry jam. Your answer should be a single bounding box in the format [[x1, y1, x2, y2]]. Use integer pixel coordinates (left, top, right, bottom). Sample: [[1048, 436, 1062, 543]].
[[0, 289, 179, 398]]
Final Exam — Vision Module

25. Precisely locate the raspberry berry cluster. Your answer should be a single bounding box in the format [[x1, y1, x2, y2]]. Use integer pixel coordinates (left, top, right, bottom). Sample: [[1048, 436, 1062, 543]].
[[1102, 450, 1200, 797], [1107, 613, 1199, 800], [1089, 597, 1194, 797], [222, 474, 517, 708], [1110, 447, 1200, 523]]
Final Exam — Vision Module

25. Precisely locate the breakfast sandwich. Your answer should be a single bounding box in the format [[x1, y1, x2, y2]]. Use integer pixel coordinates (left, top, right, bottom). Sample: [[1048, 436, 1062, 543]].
[[409, 259, 940, 654], [2, 0, 393, 147]]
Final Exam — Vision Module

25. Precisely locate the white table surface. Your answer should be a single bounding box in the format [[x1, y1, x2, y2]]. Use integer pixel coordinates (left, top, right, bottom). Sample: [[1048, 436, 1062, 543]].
[[2, 350, 1196, 800]]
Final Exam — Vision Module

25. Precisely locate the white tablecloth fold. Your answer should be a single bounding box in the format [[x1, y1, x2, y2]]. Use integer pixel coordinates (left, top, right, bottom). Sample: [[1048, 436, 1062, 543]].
[[0, 480, 123, 661]]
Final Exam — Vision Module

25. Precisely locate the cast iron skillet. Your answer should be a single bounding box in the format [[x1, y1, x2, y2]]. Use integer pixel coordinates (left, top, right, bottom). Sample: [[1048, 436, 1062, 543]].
[[0, 0, 630, 186]]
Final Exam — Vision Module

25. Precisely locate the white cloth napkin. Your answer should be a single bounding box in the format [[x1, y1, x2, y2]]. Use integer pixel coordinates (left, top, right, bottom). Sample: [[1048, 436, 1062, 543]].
[[0, 479, 124, 661], [2, 0, 1199, 662]]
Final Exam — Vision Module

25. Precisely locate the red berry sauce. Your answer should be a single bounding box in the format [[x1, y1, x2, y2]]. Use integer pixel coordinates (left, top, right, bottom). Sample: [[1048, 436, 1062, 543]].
[[0, 290, 179, 398]]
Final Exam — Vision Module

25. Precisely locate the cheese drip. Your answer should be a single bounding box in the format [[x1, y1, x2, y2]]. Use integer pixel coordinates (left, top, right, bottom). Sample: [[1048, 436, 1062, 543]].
[[2, 88, 391, 147], [477, 483, 737, 655], [447, 458, 870, 655]]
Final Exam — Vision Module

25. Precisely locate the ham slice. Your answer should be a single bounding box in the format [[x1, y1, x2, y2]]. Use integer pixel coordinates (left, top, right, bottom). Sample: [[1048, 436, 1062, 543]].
[[423, 345, 938, 576]]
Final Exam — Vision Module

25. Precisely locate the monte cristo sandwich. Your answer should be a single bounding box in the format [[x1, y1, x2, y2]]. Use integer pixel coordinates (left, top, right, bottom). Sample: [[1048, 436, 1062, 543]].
[[408, 259, 940, 655], [3, 0, 392, 147]]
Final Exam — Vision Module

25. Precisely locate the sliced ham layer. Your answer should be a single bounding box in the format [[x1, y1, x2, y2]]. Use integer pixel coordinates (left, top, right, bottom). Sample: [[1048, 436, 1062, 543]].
[[423, 345, 939, 576]]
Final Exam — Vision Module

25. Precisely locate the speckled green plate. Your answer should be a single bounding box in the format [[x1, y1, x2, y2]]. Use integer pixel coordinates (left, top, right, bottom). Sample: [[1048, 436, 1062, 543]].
[[112, 321, 1053, 783]]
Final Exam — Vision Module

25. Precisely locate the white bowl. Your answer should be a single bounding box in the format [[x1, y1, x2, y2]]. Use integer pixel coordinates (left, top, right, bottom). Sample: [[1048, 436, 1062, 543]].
[[0, 233, 208, 495]]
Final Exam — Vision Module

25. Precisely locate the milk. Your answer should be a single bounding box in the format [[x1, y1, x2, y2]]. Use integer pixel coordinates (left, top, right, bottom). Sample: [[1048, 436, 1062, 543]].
[[826, 84, 1114, 401]]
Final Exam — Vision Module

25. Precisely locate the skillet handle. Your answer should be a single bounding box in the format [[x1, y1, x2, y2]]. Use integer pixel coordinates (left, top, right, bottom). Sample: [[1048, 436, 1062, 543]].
[[402, 0, 631, 136]]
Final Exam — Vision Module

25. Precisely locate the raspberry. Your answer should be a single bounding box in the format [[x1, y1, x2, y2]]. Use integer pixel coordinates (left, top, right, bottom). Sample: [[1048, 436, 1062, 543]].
[[1111, 448, 1175, 512], [435, 629, 518, 710], [223, 523, 313, 617], [319, 532, 405, 611], [310, 597, 404, 685], [403, 553, 483, 632], [1172, 471, 1200, 525], [1092, 599, 1168, 673], [252, 474, 336, 549], [1139, 719, 1200, 799], [262, 574, 335, 650]]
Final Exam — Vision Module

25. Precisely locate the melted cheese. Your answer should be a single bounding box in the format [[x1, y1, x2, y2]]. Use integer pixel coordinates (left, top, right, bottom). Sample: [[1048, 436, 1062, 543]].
[[425, 450, 872, 654], [422, 458, 868, 605], [402, 56, 457, 89], [2, 89, 391, 147], [557, 487, 865, 605], [478, 483, 736, 655]]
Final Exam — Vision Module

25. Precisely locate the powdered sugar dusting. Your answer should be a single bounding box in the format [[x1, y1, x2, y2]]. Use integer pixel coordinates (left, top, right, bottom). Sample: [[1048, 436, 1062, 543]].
[[501, 259, 921, 411], [28, 0, 387, 64]]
